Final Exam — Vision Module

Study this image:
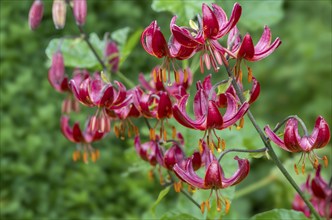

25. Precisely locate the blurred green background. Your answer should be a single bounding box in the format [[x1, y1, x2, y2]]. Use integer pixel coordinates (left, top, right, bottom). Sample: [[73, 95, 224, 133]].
[[0, 0, 331, 219]]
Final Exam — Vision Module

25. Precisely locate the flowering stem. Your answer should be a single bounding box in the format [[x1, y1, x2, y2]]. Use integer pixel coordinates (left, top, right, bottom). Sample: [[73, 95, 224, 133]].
[[116, 71, 136, 88], [273, 115, 309, 136], [220, 55, 321, 220], [218, 147, 267, 162]]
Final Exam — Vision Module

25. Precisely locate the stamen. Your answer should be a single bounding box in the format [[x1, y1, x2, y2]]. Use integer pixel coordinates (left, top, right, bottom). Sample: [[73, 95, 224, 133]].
[[149, 128, 156, 141], [301, 162, 305, 174], [158, 167, 164, 185], [91, 151, 97, 163], [163, 129, 167, 142], [217, 198, 222, 212], [198, 139, 203, 153], [95, 149, 100, 159], [214, 50, 222, 65], [247, 66, 253, 82], [153, 69, 158, 83], [206, 199, 210, 211], [183, 69, 188, 83], [148, 169, 154, 181], [72, 151, 79, 162], [225, 199, 230, 214], [83, 152, 88, 164], [323, 155, 328, 167], [90, 115, 97, 131], [174, 70, 180, 84], [113, 125, 119, 138], [200, 202, 206, 214], [294, 163, 299, 175], [174, 181, 182, 193], [162, 68, 167, 83], [172, 126, 176, 139], [221, 139, 226, 151], [314, 158, 319, 169]]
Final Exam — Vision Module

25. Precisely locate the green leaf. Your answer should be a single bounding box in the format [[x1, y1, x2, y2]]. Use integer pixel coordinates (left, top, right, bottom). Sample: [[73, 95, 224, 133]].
[[151, 0, 213, 25], [217, 79, 232, 95], [250, 209, 307, 220], [111, 27, 142, 67], [219, 0, 284, 30], [45, 33, 105, 69], [150, 186, 171, 215]]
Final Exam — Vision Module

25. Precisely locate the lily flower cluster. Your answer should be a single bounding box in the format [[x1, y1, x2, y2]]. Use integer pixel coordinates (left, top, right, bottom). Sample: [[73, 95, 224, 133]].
[[30, 0, 331, 216]]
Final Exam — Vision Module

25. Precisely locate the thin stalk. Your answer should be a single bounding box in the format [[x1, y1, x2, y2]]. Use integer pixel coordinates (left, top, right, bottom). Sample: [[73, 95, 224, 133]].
[[220, 55, 321, 220], [218, 147, 267, 162], [116, 71, 136, 88]]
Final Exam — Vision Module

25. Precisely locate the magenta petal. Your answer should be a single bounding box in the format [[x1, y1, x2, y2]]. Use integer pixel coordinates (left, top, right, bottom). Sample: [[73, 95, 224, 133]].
[[173, 159, 206, 189], [204, 160, 223, 188], [173, 95, 207, 130], [164, 145, 185, 170], [284, 119, 304, 152], [98, 85, 115, 107], [312, 116, 331, 149], [193, 89, 208, 119], [73, 122, 84, 143], [222, 156, 250, 188], [264, 125, 290, 151], [238, 34, 254, 59], [215, 3, 242, 38], [141, 21, 168, 58], [249, 77, 260, 104], [138, 73, 154, 91], [206, 101, 224, 129], [221, 96, 249, 129], [60, 116, 76, 143], [141, 21, 155, 56], [255, 26, 272, 52], [157, 92, 172, 119], [250, 37, 282, 61], [202, 4, 219, 39]]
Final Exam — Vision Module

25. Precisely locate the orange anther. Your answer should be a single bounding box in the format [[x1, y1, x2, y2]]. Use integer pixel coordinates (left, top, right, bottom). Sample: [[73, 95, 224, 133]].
[[163, 129, 167, 141], [323, 155, 328, 167], [294, 164, 299, 175], [225, 199, 230, 214], [301, 163, 305, 174], [314, 158, 319, 169], [200, 202, 206, 214], [148, 170, 154, 181], [174, 71, 180, 84], [172, 126, 176, 139], [95, 149, 100, 159], [206, 199, 210, 211], [217, 199, 222, 212], [149, 128, 156, 141], [221, 139, 226, 151], [162, 68, 167, 83], [153, 69, 158, 82], [83, 152, 88, 164], [198, 139, 203, 153], [247, 67, 253, 83], [174, 181, 182, 193], [91, 152, 97, 163], [183, 69, 188, 83]]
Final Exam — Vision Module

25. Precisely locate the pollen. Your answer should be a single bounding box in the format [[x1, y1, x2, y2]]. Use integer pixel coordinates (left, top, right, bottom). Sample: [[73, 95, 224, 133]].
[[149, 128, 156, 141], [183, 69, 188, 83], [225, 199, 230, 214], [301, 163, 305, 174], [314, 158, 319, 169], [294, 163, 299, 175], [200, 202, 206, 214], [323, 156, 328, 167], [174, 181, 182, 193], [172, 126, 176, 139], [221, 139, 226, 151], [174, 70, 180, 84], [198, 139, 203, 153], [153, 69, 158, 82], [161, 68, 167, 83], [217, 198, 222, 212], [247, 66, 253, 82], [83, 152, 88, 164]]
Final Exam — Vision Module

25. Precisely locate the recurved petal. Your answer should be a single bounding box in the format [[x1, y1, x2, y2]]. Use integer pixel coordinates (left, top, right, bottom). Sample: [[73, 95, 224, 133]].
[[98, 84, 115, 107], [193, 89, 208, 119], [264, 125, 289, 151], [206, 100, 224, 129], [157, 92, 172, 119], [60, 116, 76, 143], [221, 94, 249, 129], [221, 156, 250, 188], [312, 116, 331, 149], [164, 145, 185, 170], [237, 34, 254, 59], [141, 21, 168, 58], [173, 95, 207, 130], [173, 158, 206, 189], [255, 26, 272, 51], [215, 3, 242, 38], [284, 118, 304, 152], [204, 160, 223, 188], [249, 77, 260, 104], [202, 3, 219, 38], [250, 37, 281, 61], [311, 165, 329, 199]]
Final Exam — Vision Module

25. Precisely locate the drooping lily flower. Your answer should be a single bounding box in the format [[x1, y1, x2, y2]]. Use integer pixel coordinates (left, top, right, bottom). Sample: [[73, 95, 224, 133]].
[[141, 21, 196, 84], [173, 75, 249, 150], [227, 26, 281, 62], [173, 150, 250, 213], [61, 116, 105, 163], [264, 116, 330, 172], [104, 40, 119, 73], [69, 73, 132, 132], [171, 3, 242, 72], [292, 165, 332, 218]]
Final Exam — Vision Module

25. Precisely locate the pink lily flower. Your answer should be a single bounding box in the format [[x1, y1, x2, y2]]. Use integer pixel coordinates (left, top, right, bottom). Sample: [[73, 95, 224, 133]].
[[264, 116, 330, 171], [61, 116, 105, 163]]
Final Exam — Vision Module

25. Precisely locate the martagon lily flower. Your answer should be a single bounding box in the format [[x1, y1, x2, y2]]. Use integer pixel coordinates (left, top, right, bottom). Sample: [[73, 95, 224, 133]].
[[61, 116, 105, 163], [173, 150, 250, 213], [173, 75, 249, 151], [264, 116, 330, 173], [227, 26, 281, 62], [171, 3, 242, 72]]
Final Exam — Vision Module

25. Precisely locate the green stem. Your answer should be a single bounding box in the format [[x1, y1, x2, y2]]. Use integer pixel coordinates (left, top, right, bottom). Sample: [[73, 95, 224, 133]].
[[234, 174, 276, 199], [273, 115, 309, 136], [220, 55, 321, 220], [218, 147, 267, 162]]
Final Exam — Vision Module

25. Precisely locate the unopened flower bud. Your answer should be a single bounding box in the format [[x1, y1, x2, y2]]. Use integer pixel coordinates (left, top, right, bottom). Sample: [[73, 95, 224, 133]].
[[73, 0, 87, 26], [48, 51, 66, 92], [105, 40, 119, 73], [52, 0, 67, 29], [29, 0, 44, 30]]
